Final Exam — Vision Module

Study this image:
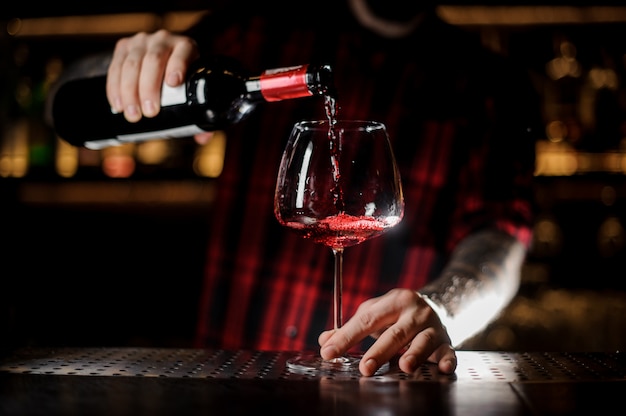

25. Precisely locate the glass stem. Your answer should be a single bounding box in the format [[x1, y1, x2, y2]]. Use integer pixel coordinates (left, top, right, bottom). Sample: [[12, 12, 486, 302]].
[[332, 248, 344, 330]]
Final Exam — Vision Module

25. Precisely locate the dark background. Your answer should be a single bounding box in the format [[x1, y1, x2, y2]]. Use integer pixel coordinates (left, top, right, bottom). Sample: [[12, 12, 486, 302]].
[[2, 1, 626, 352]]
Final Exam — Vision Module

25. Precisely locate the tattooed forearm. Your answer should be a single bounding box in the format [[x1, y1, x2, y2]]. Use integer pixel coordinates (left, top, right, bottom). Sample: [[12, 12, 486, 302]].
[[419, 228, 527, 345]]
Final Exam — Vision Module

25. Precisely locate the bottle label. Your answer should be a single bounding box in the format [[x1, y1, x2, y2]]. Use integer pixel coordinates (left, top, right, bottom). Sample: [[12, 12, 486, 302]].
[[161, 83, 187, 107], [84, 125, 206, 150], [259, 65, 312, 102], [109, 83, 187, 115]]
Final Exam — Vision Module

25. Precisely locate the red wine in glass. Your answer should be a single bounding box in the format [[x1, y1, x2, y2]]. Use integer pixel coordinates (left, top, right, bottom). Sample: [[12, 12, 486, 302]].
[[274, 117, 404, 374]]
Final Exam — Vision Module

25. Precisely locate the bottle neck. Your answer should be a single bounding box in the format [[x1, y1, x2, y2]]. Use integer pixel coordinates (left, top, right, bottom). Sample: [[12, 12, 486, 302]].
[[250, 64, 334, 102]]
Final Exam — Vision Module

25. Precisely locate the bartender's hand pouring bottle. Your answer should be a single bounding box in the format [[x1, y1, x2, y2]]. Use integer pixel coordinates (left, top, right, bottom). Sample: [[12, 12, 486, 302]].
[[51, 57, 334, 149]]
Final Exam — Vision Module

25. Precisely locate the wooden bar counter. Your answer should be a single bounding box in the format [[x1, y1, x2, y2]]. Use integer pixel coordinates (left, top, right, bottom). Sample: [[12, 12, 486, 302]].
[[0, 347, 624, 415]]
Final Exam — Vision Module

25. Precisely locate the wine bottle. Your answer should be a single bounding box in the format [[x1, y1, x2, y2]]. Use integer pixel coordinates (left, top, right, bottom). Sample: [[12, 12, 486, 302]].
[[51, 57, 335, 150]]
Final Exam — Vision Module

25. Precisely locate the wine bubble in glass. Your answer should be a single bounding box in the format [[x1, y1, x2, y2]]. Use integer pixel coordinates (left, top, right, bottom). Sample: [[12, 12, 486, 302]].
[[274, 119, 404, 374]]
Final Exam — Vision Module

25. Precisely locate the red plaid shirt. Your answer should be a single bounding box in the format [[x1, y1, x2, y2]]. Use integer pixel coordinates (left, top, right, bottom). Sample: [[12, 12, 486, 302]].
[[191, 6, 540, 351]]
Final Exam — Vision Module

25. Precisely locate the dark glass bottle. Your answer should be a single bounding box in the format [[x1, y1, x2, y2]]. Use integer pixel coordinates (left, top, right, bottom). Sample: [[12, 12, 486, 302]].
[[51, 57, 334, 149]]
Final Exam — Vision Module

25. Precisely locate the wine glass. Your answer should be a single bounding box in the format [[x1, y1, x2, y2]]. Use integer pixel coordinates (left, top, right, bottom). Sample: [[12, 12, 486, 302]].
[[274, 119, 404, 374]]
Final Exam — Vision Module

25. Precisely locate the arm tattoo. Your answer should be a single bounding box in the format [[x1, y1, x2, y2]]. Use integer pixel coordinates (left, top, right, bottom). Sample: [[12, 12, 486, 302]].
[[419, 228, 526, 333]]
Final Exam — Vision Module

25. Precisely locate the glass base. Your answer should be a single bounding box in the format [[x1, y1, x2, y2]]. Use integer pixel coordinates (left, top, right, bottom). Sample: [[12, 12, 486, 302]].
[[286, 352, 389, 376]]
